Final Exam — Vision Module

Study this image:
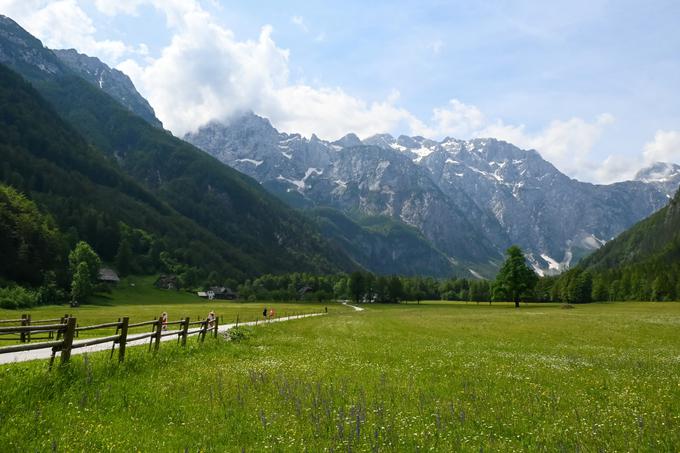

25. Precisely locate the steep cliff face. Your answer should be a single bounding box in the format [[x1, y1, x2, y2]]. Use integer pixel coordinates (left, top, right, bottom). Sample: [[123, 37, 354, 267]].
[[186, 112, 671, 277], [53, 49, 163, 128]]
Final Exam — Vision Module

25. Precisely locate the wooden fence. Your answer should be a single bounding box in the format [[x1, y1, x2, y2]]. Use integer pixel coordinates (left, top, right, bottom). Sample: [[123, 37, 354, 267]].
[[0, 314, 219, 368]]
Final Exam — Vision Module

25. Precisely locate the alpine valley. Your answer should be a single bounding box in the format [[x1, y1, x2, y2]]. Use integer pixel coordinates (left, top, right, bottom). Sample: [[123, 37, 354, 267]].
[[2, 14, 679, 280]]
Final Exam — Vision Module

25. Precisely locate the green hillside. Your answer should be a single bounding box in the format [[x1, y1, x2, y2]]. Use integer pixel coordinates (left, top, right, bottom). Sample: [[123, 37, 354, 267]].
[[0, 17, 355, 283], [308, 207, 460, 277], [0, 63, 268, 282], [556, 188, 680, 301]]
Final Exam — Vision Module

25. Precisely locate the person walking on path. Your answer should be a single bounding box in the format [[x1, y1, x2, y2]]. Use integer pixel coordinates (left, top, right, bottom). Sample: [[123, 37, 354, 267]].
[[269, 308, 275, 319], [161, 312, 168, 331], [207, 311, 216, 329], [262, 307, 267, 319]]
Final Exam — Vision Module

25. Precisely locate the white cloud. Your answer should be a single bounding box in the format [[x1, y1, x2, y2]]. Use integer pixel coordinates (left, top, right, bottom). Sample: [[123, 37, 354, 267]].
[[93, 0, 146, 16], [115, 1, 422, 138], [643, 130, 680, 165], [416, 99, 485, 138], [2, 0, 670, 184], [0, 0, 134, 62], [291, 15, 308, 33], [592, 154, 641, 183], [479, 113, 615, 180], [411, 98, 617, 181]]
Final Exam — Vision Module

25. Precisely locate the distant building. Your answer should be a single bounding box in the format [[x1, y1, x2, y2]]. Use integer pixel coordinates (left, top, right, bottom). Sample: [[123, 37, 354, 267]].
[[98, 267, 120, 284], [155, 274, 179, 290], [197, 286, 237, 300]]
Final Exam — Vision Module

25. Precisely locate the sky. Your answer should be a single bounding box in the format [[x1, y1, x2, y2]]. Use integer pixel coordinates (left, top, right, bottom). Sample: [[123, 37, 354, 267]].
[[1, 0, 679, 183]]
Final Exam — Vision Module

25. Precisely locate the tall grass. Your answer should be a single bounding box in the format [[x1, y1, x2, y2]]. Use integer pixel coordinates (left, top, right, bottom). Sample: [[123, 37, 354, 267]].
[[1, 302, 679, 451]]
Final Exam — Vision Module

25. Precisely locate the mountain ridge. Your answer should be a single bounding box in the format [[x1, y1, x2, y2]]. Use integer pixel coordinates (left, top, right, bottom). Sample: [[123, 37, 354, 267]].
[[186, 111, 674, 276], [52, 48, 163, 129]]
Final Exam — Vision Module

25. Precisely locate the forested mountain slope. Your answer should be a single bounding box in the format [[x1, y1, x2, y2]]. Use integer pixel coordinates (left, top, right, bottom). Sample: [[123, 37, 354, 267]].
[[0, 63, 296, 282], [560, 188, 680, 301], [0, 16, 355, 280], [580, 187, 680, 271]]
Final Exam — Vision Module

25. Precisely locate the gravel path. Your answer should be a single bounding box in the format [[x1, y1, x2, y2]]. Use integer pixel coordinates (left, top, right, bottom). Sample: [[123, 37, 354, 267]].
[[0, 313, 325, 365], [342, 302, 365, 311]]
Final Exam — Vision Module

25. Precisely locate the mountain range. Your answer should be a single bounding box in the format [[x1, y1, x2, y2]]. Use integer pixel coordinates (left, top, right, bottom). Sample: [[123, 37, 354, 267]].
[[1, 13, 679, 282], [185, 114, 680, 277]]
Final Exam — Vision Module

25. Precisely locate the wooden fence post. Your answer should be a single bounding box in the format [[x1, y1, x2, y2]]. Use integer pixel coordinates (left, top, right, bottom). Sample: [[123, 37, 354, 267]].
[[118, 317, 129, 362], [154, 318, 162, 352], [20, 314, 27, 343], [180, 317, 189, 347], [60, 317, 77, 366], [56, 314, 69, 340], [213, 316, 219, 338], [199, 320, 205, 343]]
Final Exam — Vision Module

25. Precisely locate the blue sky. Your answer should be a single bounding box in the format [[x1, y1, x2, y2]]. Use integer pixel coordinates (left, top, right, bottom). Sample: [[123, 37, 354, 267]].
[[2, 0, 679, 182]]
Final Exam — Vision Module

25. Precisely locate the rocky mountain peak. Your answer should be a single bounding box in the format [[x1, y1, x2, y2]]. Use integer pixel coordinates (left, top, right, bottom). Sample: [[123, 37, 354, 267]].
[[52, 48, 162, 128], [363, 133, 395, 148], [634, 162, 680, 197], [333, 133, 362, 148], [0, 15, 62, 75], [635, 162, 680, 182]]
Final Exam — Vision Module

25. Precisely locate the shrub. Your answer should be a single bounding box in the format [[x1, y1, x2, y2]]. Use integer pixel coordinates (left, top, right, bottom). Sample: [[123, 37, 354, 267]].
[[225, 326, 252, 342], [0, 285, 39, 309]]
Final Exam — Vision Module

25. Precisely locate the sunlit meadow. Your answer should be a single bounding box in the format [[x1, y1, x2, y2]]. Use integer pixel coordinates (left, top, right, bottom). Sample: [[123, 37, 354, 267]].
[[1, 301, 679, 451]]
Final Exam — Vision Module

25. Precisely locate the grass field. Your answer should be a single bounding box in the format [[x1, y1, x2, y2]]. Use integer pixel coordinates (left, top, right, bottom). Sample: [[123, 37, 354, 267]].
[[1, 300, 680, 451], [0, 276, 340, 339]]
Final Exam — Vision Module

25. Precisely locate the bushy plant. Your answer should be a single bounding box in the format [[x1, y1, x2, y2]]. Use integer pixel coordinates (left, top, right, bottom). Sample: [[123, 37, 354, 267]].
[[0, 285, 39, 309], [225, 326, 252, 342]]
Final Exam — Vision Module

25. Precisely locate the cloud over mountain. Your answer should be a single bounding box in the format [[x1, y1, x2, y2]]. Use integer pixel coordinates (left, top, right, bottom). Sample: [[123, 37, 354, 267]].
[[1, 0, 677, 184]]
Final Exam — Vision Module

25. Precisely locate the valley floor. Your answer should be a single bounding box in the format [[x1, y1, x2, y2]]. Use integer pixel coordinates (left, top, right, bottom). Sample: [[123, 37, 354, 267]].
[[1, 301, 679, 451]]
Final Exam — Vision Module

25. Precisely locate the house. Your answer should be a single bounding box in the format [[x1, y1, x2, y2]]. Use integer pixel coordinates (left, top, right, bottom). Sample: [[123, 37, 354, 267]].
[[155, 274, 179, 290], [98, 267, 120, 284], [197, 286, 237, 300]]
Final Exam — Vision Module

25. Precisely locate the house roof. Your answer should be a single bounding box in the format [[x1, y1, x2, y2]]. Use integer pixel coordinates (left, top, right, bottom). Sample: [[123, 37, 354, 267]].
[[98, 267, 120, 282], [209, 286, 236, 294]]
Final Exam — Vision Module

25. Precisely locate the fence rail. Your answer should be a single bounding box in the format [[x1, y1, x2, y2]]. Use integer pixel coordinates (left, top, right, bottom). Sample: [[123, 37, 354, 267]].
[[0, 313, 219, 368]]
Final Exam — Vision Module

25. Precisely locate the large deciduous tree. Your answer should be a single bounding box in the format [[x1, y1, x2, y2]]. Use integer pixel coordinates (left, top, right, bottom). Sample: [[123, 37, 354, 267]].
[[68, 241, 101, 303], [495, 245, 538, 308]]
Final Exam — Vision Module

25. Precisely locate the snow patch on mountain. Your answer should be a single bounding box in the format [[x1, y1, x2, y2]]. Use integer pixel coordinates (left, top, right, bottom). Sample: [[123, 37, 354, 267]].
[[469, 268, 484, 279], [277, 175, 305, 190], [236, 158, 263, 166], [540, 254, 561, 271]]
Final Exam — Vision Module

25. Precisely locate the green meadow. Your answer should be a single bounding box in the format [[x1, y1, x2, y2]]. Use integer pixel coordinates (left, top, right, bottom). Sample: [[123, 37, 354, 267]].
[[1, 300, 680, 451], [0, 276, 335, 340]]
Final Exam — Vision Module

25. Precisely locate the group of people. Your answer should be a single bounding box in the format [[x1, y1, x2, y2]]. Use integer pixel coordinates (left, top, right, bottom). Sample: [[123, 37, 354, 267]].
[[158, 311, 216, 331], [158, 307, 284, 331]]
